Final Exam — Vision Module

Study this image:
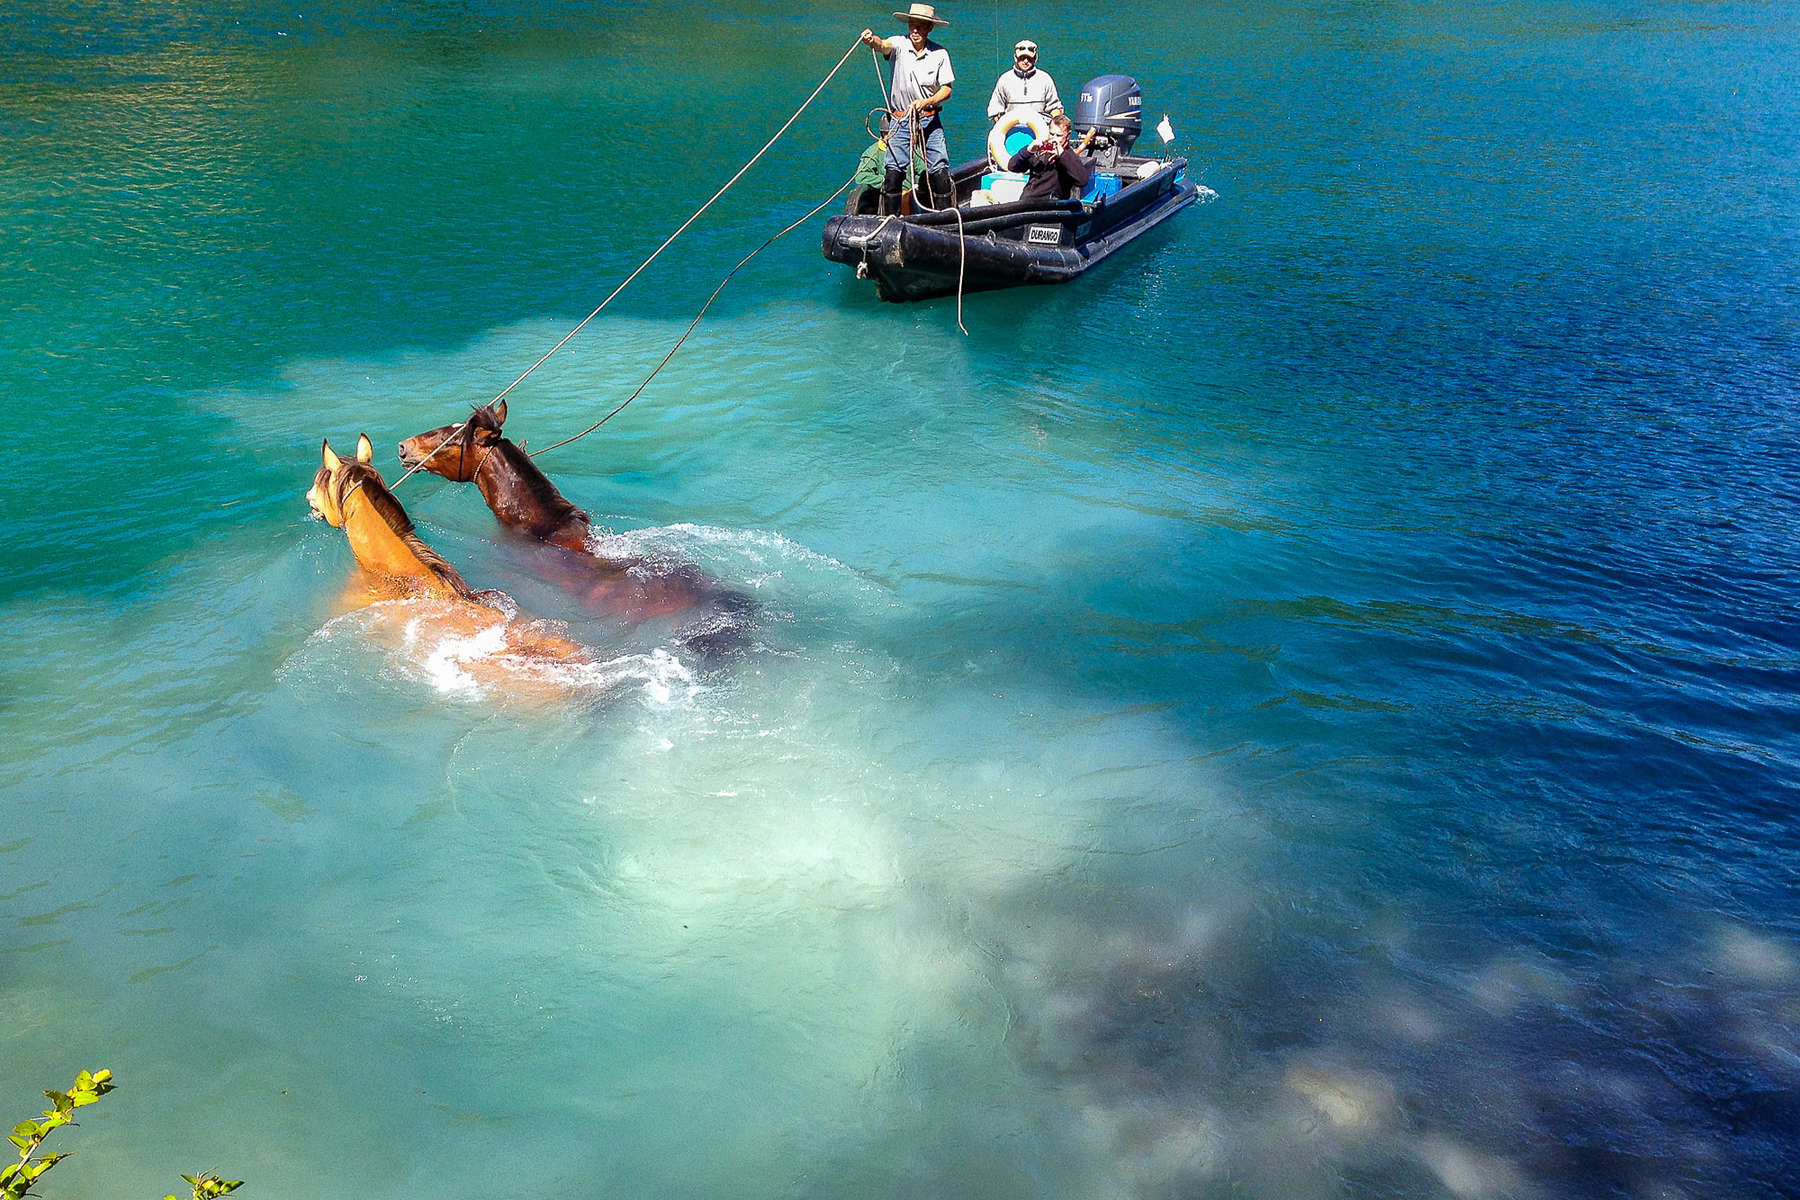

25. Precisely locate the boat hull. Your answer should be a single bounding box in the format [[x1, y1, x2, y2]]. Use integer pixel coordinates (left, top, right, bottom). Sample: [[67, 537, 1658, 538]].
[[822, 157, 1200, 302]]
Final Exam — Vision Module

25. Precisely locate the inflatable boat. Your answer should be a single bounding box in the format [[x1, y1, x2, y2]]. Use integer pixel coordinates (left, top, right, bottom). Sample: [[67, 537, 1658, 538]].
[[821, 75, 1209, 302]]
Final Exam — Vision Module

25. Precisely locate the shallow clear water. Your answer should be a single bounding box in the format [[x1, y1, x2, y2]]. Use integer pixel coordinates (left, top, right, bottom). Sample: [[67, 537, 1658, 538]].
[[4, 3, 1798, 1197]]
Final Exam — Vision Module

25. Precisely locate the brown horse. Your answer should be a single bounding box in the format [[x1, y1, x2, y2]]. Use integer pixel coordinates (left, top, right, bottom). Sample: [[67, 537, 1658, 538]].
[[307, 434, 596, 689], [397, 401, 752, 655]]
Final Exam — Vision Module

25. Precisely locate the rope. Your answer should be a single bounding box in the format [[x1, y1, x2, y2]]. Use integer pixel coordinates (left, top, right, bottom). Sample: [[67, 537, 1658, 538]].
[[873, 42, 892, 104], [849, 213, 898, 249], [483, 37, 867, 412], [948, 203, 969, 336], [380, 36, 873, 493], [530, 171, 861, 459], [896, 107, 970, 336]]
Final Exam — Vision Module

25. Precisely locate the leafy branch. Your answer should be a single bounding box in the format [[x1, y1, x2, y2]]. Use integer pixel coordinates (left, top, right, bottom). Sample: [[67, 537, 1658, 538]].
[[2, 1068, 113, 1200], [167, 1171, 243, 1200], [4, 1070, 244, 1200]]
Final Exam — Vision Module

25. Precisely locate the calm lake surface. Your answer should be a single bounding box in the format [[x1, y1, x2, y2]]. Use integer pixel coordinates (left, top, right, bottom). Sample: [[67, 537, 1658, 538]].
[[3, 2, 1798, 1197]]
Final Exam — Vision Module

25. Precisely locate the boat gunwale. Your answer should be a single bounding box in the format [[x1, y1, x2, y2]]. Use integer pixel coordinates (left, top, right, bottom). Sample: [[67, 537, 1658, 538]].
[[892, 155, 1192, 229]]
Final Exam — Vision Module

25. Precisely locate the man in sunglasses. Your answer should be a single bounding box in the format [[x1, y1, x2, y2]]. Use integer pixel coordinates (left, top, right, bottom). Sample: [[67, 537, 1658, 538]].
[[986, 39, 1063, 124]]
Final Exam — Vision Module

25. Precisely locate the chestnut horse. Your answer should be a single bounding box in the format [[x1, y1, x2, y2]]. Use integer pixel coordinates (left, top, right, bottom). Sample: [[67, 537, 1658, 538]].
[[397, 401, 752, 655], [307, 434, 594, 687]]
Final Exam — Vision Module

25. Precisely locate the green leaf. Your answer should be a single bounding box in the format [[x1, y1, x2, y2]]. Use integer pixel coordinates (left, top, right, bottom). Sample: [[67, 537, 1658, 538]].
[[7, 1136, 30, 1152], [11, 1122, 37, 1139]]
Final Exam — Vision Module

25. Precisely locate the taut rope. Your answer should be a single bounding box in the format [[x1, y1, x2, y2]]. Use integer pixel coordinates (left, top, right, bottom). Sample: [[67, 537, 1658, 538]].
[[529, 171, 862, 459], [384, 37, 880, 492]]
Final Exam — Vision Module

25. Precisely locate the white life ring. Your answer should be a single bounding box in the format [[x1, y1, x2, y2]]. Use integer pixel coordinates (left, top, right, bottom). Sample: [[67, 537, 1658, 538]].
[[988, 111, 1052, 170]]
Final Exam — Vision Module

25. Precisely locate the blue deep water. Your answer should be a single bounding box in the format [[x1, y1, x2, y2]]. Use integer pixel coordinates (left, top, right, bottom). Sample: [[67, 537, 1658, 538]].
[[3, 2, 1798, 1197]]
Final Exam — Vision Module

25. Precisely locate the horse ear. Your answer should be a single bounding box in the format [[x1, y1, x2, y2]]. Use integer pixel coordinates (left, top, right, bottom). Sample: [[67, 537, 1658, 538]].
[[321, 439, 342, 472], [355, 433, 374, 463], [493, 398, 507, 426]]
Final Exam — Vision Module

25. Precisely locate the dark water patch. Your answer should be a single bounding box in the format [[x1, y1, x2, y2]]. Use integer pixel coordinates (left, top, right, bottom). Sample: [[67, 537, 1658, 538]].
[[981, 882, 1800, 1200]]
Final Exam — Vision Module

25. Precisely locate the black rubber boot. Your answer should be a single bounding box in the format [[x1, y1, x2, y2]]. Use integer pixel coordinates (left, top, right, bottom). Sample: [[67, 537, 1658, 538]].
[[878, 169, 905, 216], [927, 169, 955, 209]]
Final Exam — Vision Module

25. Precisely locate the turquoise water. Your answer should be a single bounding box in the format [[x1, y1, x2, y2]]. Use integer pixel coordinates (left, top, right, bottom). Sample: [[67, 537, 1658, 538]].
[[4, 2, 1799, 1197]]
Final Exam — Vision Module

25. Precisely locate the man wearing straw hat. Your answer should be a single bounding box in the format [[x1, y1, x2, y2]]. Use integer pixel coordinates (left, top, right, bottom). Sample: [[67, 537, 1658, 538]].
[[859, 3, 956, 215]]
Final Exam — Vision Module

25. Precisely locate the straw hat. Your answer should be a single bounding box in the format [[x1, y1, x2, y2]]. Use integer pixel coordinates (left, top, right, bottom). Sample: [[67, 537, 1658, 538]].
[[893, 3, 948, 27]]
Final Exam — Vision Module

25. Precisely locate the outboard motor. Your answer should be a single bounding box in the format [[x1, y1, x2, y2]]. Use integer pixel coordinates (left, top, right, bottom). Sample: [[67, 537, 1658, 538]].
[[1072, 74, 1142, 169]]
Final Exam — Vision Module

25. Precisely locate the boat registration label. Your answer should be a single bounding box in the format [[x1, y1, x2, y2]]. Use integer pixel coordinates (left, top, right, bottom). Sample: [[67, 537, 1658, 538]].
[[1026, 225, 1063, 245]]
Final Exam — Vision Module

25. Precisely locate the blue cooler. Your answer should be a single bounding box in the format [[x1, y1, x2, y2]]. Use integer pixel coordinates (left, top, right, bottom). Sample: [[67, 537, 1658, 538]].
[[974, 170, 1029, 206], [1082, 171, 1121, 202]]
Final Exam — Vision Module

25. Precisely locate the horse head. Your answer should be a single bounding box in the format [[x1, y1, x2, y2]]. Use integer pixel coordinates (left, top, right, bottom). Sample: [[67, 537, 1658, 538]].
[[306, 433, 377, 527], [397, 399, 507, 482], [309, 432, 484, 602], [305, 430, 603, 691], [389, 401, 750, 655]]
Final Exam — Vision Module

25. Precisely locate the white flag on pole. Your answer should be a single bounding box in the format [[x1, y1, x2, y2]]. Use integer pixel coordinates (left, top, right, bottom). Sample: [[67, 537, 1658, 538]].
[[1156, 115, 1175, 144]]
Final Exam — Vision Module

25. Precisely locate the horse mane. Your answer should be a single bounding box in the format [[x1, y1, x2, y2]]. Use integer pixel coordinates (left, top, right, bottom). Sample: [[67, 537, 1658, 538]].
[[337, 459, 480, 599], [492, 438, 591, 528]]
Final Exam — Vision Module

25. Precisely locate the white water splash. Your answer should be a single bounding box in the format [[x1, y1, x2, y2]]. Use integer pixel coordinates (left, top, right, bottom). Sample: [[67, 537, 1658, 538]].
[[404, 612, 506, 695], [586, 522, 875, 595], [299, 600, 697, 705]]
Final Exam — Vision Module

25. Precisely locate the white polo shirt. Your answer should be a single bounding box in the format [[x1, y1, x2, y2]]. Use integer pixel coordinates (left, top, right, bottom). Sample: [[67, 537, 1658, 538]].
[[884, 38, 955, 110]]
